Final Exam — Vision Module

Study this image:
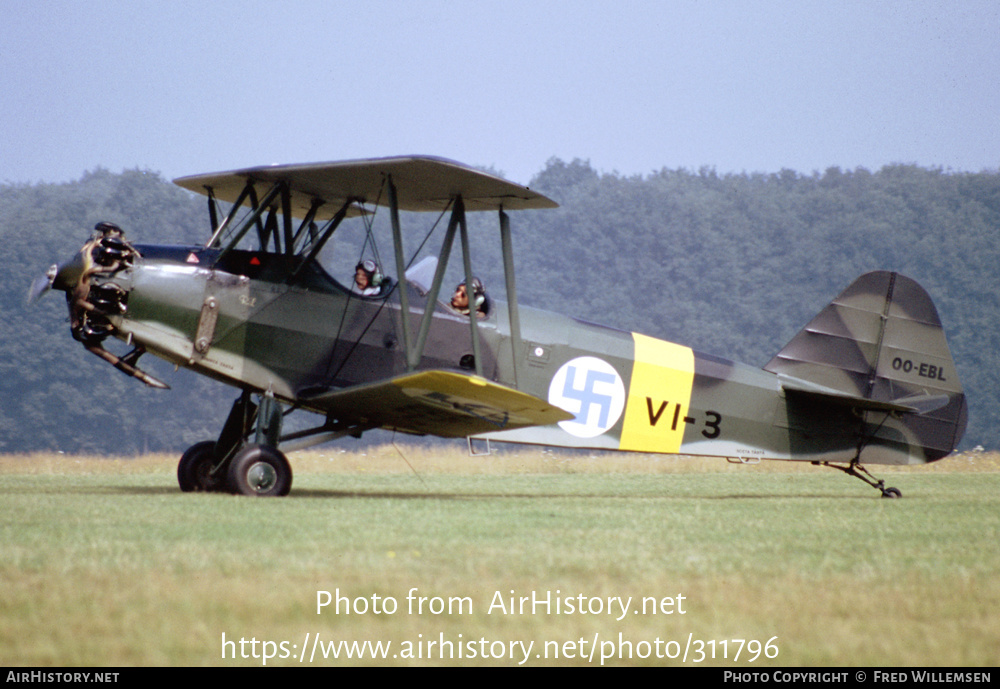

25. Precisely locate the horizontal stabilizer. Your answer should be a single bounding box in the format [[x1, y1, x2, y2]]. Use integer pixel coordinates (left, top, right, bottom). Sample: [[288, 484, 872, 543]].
[[779, 378, 951, 415], [299, 370, 573, 438]]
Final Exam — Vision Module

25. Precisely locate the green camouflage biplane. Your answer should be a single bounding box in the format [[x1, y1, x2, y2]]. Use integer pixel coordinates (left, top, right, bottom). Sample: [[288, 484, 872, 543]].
[[31, 156, 967, 497]]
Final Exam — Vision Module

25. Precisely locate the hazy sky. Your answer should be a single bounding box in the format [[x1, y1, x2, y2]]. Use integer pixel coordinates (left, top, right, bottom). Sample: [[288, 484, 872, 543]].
[[2, 0, 998, 186]]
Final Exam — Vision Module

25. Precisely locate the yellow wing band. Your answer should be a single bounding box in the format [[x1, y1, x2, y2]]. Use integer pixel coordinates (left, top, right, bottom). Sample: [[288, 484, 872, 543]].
[[619, 333, 695, 453]]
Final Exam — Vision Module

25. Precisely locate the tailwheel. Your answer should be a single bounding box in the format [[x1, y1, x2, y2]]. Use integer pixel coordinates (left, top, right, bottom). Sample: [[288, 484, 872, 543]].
[[178, 440, 227, 492], [227, 444, 292, 497], [821, 460, 902, 499]]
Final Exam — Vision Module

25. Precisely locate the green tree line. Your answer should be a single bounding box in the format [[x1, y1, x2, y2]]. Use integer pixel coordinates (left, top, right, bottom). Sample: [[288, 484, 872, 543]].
[[3, 161, 998, 454]]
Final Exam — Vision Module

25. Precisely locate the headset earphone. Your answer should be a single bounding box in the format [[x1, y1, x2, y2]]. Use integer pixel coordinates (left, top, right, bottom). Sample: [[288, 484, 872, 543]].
[[357, 260, 383, 288], [458, 278, 485, 307]]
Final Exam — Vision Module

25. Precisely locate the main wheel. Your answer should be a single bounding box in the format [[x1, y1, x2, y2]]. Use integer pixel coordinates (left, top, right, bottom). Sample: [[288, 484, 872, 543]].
[[881, 486, 902, 499], [178, 441, 226, 492], [227, 444, 292, 497]]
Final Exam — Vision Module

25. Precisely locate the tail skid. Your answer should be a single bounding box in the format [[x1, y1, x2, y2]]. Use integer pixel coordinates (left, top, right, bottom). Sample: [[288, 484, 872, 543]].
[[821, 460, 904, 499]]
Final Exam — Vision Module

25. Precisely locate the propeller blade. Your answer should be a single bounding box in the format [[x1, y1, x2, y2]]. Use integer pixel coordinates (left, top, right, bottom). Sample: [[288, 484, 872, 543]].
[[26, 264, 59, 304]]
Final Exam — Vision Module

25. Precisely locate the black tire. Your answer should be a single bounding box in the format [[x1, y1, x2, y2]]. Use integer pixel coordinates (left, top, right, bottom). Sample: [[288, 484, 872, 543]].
[[881, 487, 902, 499], [178, 441, 225, 492], [227, 444, 292, 497]]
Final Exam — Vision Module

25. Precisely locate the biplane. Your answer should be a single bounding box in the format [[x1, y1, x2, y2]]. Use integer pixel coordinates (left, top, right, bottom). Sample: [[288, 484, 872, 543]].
[[32, 156, 967, 497]]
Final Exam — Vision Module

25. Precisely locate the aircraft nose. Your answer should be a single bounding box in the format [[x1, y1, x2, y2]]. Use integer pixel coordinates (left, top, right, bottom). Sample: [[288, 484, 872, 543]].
[[52, 254, 85, 292], [27, 253, 84, 304]]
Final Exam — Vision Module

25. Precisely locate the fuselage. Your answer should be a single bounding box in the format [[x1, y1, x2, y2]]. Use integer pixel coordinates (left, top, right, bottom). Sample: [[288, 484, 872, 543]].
[[96, 244, 916, 466]]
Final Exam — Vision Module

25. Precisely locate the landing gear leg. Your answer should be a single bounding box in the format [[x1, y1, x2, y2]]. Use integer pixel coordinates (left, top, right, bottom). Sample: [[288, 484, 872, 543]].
[[226, 393, 292, 497], [176, 390, 257, 493], [176, 391, 293, 496], [215, 390, 258, 463], [821, 460, 902, 498]]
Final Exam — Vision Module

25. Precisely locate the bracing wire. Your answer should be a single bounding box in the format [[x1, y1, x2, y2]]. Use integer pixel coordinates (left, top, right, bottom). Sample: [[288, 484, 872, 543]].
[[391, 432, 428, 488]]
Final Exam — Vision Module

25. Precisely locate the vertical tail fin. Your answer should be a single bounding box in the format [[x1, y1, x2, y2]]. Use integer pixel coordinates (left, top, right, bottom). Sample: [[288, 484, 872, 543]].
[[765, 271, 967, 462]]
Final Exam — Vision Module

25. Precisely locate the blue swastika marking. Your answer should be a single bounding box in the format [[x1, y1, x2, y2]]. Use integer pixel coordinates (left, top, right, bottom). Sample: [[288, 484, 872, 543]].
[[548, 356, 626, 439], [562, 365, 617, 428]]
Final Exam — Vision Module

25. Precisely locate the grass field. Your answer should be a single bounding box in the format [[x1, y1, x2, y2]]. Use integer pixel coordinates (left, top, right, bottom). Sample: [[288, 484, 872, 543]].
[[2, 446, 999, 667]]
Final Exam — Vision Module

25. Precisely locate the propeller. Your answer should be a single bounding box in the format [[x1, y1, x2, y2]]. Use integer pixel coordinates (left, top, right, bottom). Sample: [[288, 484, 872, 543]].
[[27, 264, 59, 304], [27, 254, 85, 304]]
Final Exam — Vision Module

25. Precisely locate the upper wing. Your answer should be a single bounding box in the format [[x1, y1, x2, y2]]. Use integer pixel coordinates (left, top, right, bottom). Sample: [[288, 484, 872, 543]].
[[173, 155, 558, 219], [299, 370, 573, 438]]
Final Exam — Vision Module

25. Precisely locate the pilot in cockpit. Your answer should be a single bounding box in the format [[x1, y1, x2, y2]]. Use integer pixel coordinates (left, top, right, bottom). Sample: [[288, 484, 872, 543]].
[[450, 277, 488, 318], [352, 260, 383, 296]]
